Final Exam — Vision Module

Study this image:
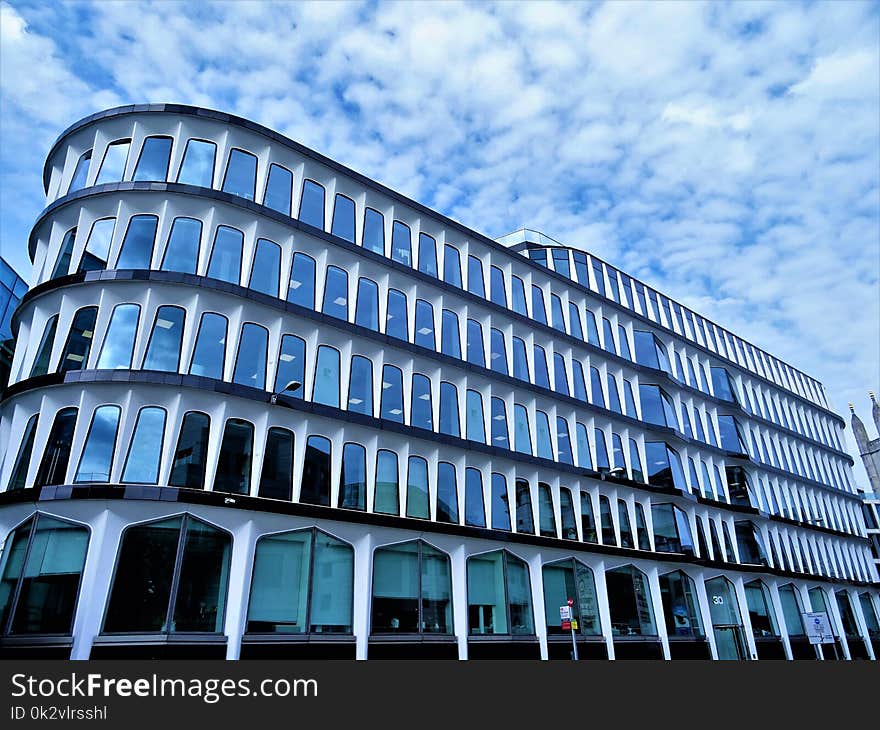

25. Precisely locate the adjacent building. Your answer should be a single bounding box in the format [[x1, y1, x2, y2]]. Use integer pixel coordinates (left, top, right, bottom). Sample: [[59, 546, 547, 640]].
[[851, 395, 880, 577], [0, 104, 877, 660], [0, 258, 28, 389]]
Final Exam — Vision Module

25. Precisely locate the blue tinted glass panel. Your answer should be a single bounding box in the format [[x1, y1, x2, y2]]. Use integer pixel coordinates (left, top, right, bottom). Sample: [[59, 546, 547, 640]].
[[406, 457, 429, 519], [418, 233, 437, 276], [410, 373, 433, 429], [177, 139, 216, 187], [441, 310, 460, 357], [189, 312, 227, 379], [263, 164, 293, 215], [551, 249, 570, 278], [511, 276, 527, 315], [572, 361, 588, 401], [161, 217, 202, 274], [275, 335, 305, 398], [557, 417, 573, 464], [75, 405, 121, 483], [347, 355, 373, 415], [374, 450, 399, 515], [531, 286, 547, 324], [299, 180, 326, 229], [464, 468, 485, 527], [602, 318, 616, 354], [466, 390, 485, 443], [78, 218, 115, 272], [466, 319, 485, 366], [331, 194, 356, 243], [490, 266, 506, 306], [553, 354, 569, 396], [385, 289, 408, 340], [594, 429, 610, 472], [439, 382, 459, 437], [607, 374, 622, 413], [512, 337, 529, 380], [490, 397, 508, 448], [222, 149, 257, 200], [516, 479, 535, 533], [514, 404, 531, 454], [313, 346, 341, 407], [339, 443, 367, 511], [249, 239, 281, 297], [96, 304, 140, 370], [534, 345, 550, 388], [143, 306, 185, 372], [288, 253, 316, 309], [68, 151, 91, 193], [206, 226, 243, 284], [51, 228, 77, 279], [30, 315, 58, 377], [491, 473, 511, 530], [215, 419, 253, 495], [355, 278, 379, 329], [415, 300, 435, 349], [467, 256, 485, 297], [122, 407, 166, 484], [363, 208, 385, 254], [381, 365, 404, 422], [391, 221, 412, 266], [569, 303, 584, 340], [322, 266, 349, 321], [133, 136, 172, 181], [589, 367, 605, 408], [116, 215, 158, 269], [585, 310, 600, 344], [443, 245, 462, 287], [437, 463, 459, 524], [233, 324, 268, 390], [535, 411, 553, 459], [96, 140, 130, 184], [550, 295, 565, 332], [490, 328, 507, 374]]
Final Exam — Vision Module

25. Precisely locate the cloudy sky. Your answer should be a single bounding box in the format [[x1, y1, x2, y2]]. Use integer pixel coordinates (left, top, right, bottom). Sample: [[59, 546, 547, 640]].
[[1, 0, 878, 483]]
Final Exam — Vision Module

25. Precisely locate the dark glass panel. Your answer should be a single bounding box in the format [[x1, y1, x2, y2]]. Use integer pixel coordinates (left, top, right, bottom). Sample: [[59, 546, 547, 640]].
[[338, 443, 367, 511], [74, 405, 120, 483], [142, 306, 185, 372], [121, 407, 166, 484], [34, 408, 78, 487], [301, 435, 331, 507], [132, 136, 172, 181], [168, 412, 211, 489], [259, 427, 295, 500]]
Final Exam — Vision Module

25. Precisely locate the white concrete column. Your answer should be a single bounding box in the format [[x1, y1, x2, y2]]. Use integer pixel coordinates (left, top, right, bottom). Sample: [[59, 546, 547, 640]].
[[529, 551, 548, 660], [732, 576, 758, 660], [223, 519, 256, 660], [694, 574, 718, 660], [851, 590, 876, 660], [592, 561, 615, 660], [825, 590, 852, 660], [352, 531, 372, 660], [451, 544, 469, 660], [645, 566, 670, 660], [768, 582, 794, 660]]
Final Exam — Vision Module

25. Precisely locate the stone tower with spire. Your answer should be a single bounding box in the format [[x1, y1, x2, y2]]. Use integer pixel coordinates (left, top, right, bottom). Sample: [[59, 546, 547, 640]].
[[850, 392, 880, 492]]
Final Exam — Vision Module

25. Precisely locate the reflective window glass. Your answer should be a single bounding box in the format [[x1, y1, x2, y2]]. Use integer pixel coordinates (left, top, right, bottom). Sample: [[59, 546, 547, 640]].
[[406, 456, 430, 519], [557, 416, 573, 464], [233, 323, 268, 390], [133, 136, 172, 181], [534, 345, 550, 388], [467, 255, 485, 297], [418, 233, 438, 276], [385, 289, 408, 340], [531, 285, 547, 324], [301, 435, 331, 506], [206, 225, 243, 284], [168, 411, 211, 489], [391, 221, 412, 266], [347, 355, 373, 415], [177, 139, 216, 187], [338, 443, 367, 511], [464, 467, 486, 527], [380, 365, 404, 422], [116, 215, 157, 269], [490, 397, 509, 449], [363, 208, 385, 254], [553, 353, 569, 395], [410, 373, 433, 430], [491, 473, 511, 530], [443, 244, 462, 287], [466, 389, 486, 443], [516, 479, 534, 534], [580, 492, 597, 543], [331, 194, 356, 243], [512, 337, 529, 380], [467, 551, 533, 635], [96, 140, 130, 184], [606, 565, 656, 636], [658, 571, 704, 638], [142, 306, 185, 372], [275, 334, 306, 398], [78, 218, 115, 272], [51, 228, 77, 279], [355, 277, 379, 329], [374, 450, 399, 515], [249, 238, 281, 297], [74, 405, 121, 483], [34, 407, 78, 487], [299, 180, 326, 229], [436, 462, 459, 524], [511, 276, 527, 315], [68, 151, 91, 193], [441, 310, 461, 358], [490, 328, 508, 375], [188, 312, 227, 380], [7, 415, 39, 491], [288, 252, 317, 309], [222, 148, 257, 200], [121, 407, 166, 484], [313, 346, 341, 408], [535, 410, 553, 460], [514, 404, 532, 455], [59, 306, 98, 372], [214, 419, 253, 495], [543, 559, 600, 636], [490, 265, 506, 306], [322, 265, 349, 320], [466, 319, 485, 366], [262, 164, 293, 215], [538, 483, 557, 538], [617, 499, 634, 548], [96, 304, 139, 370], [439, 382, 460, 437], [160, 217, 202, 274], [414, 300, 435, 350]]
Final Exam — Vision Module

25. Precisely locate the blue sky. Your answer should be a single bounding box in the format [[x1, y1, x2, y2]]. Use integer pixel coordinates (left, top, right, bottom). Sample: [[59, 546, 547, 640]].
[[1, 0, 878, 483]]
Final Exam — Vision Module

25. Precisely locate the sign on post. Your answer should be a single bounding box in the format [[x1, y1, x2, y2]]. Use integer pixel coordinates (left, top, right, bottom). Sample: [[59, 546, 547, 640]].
[[559, 605, 572, 622], [802, 612, 834, 645]]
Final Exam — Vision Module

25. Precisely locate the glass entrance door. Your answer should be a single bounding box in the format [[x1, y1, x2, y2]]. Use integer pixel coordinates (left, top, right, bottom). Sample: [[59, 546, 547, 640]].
[[705, 576, 747, 660]]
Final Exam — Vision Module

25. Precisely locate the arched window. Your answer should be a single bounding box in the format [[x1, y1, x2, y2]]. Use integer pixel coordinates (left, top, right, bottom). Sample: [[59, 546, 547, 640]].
[[436, 462, 458, 524], [606, 565, 657, 636], [249, 239, 281, 297], [206, 225, 244, 284], [658, 570, 704, 638], [443, 244, 462, 287], [189, 312, 227, 379], [275, 335, 306, 398], [34, 407, 78, 487], [406, 455, 429, 519], [59, 306, 98, 372], [466, 319, 485, 367], [51, 228, 77, 280], [511, 337, 528, 380], [74, 405, 121, 482], [594, 429, 610, 473], [439, 382, 459, 437], [550, 294, 565, 332], [553, 353, 569, 396], [490, 473, 511, 531], [414, 300, 435, 350], [515, 478, 534, 534], [177, 139, 216, 187], [115, 215, 158, 269], [372, 541, 452, 635], [410, 373, 433, 430], [380, 364, 404, 422], [247, 528, 353, 634], [744, 580, 779, 638], [355, 277, 379, 329], [299, 179, 325, 229], [133, 136, 173, 181], [617, 499, 634, 548], [531, 285, 547, 324], [538, 483, 557, 538], [511, 276, 527, 315], [778, 584, 805, 637], [160, 217, 202, 274], [96, 303, 140, 370], [103, 515, 230, 634], [300, 435, 331, 506], [121, 407, 167, 484], [288, 252, 317, 309], [490, 265, 506, 306], [490, 397, 509, 449], [143, 306, 185, 372], [374, 450, 399, 515], [467, 551, 534, 636], [391, 221, 412, 266], [321, 265, 349, 321], [7, 414, 39, 491], [347, 355, 373, 415], [68, 150, 91, 193], [490, 328, 508, 375], [362, 208, 385, 254], [465, 389, 485, 443], [338, 443, 367, 511], [222, 148, 257, 200], [417, 233, 438, 276], [533, 345, 550, 388], [385, 289, 408, 340], [536, 410, 553, 459], [465, 468, 486, 527], [543, 559, 601, 636], [233, 323, 269, 390], [440, 310, 460, 358], [262, 164, 293, 216], [169, 411, 211, 489], [467, 255, 485, 297], [214, 418, 254, 495], [513, 404, 531, 455], [96, 139, 130, 184], [0, 514, 88, 635], [313, 346, 341, 408], [331, 194, 356, 243], [259, 427, 295, 500]]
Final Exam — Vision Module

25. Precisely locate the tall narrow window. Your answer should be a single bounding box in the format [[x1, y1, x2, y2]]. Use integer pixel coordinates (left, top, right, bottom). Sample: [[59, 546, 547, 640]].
[[380, 365, 404, 422], [410, 373, 433, 430], [534, 345, 550, 388], [59, 306, 98, 372], [301, 435, 331, 506], [77, 218, 115, 272], [116, 215, 158, 269], [74, 405, 121, 483], [374, 450, 399, 515], [516, 479, 534, 534], [34, 407, 78, 487], [467, 551, 533, 635], [222, 148, 257, 200], [0, 514, 89, 636], [535, 411, 553, 460], [490, 328, 508, 374], [249, 238, 281, 297], [262, 164, 293, 215], [299, 179, 325, 229], [177, 139, 216, 187], [553, 353, 569, 395], [512, 337, 529, 380], [133, 136, 172, 181], [288, 252, 317, 309], [103, 515, 230, 634], [580, 492, 598, 543], [531, 285, 547, 324], [338, 443, 367, 511], [514, 404, 532, 455], [142, 306, 185, 372], [51, 228, 77, 279], [169, 411, 211, 489], [491, 397, 509, 449], [233, 323, 268, 390], [121, 407, 167, 484], [418, 233, 438, 276], [538, 483, 557, 538], [362, 208, 385, 254], [556, 417, 573, 464], [6, 415, 39, 491], [618, 325, 632, 360], [96, 140, 130, 184], [206, 225, 244, 284], [441, 310, 461, 357], [602, 318, 616, 354], [599, 495, 615, 545], [406, 455, 430, 519], [443, 244, 462, 287], [550, 294, 566, 332], [594, 429, 610, 473], [585, 310, 600, 344], [96, 303, 140, 370], [617, 499, 634, 548], [491, 473, 511, 530], [466, 319, 485, 366], [68, 150, 91, 193], [414, 300, 435, 349], [464, 467, 486, 527], [331, 194, 356, 243], [355, 277, 379, 329], [189, 312, 227, 379], [607, 373, 622, 413], [275, 334, 306, 398], [439, 382, 460, 437], [313, 346, 341, 408], [466, 389, 486, 443], [569, 303, 584, 340], [490, 265, 507, 306], [391, 221, 412, 266], [214, 419, 254, 495], [385, 289, 408, 340], [160, 217, 202, 274], [589, 366, 605, 408], [629, 439, 644, 482], [436, 462, 459, 524], [347, 355, 373, 415], [467, 255, 485, 297], [658, 571, 704, 638], [321, 266, 348, 321], [572, 361, 588, 401], [576, 423, 592, 470]]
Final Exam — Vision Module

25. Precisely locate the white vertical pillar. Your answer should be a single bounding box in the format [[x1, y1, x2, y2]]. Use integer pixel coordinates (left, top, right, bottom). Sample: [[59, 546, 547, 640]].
[[223, 519, 256, 660], [694, 574, 718, 660], [352, 532, 372, 660], [646, 566, 670, 660], [451, 544, 469, 660], [593, 561, 615, 660], [826, 590, 852, 660], [768, 582, 794, 660], [529, 551, 548, 660], [851, 590, 876, 660], [732, 577, 758, 660]]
